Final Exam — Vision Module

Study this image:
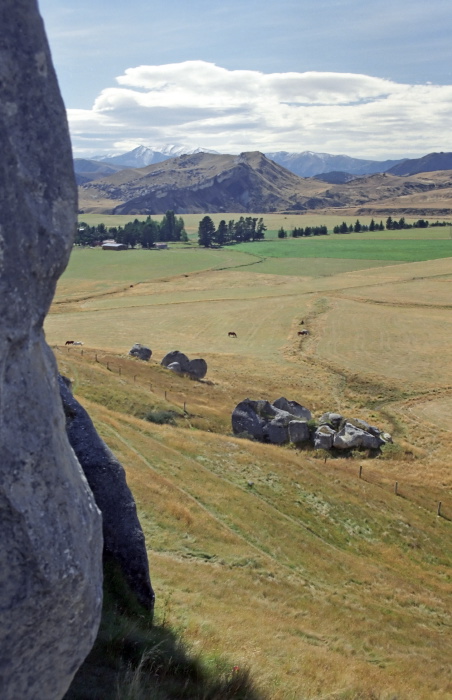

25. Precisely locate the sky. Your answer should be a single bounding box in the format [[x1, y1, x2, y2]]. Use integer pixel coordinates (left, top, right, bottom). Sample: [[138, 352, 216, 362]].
[[38, 0, 452, 160]]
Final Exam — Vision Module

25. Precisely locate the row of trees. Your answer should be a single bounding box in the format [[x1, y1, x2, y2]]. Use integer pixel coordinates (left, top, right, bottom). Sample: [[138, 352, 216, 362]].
[[278, 225, 328, 238], [333, 217, 450, 233], [75, 211, 187, 248], [198, 216, 267, 247]]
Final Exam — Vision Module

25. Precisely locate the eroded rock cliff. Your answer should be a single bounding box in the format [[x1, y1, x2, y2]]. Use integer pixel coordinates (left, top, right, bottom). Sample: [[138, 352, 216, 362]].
[[0, 2, 103, 698]]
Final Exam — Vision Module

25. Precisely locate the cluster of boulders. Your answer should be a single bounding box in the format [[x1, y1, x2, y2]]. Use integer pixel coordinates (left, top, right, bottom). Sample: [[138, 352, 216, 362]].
[[161, 350, 207, 380], [232, 398, 392, 452], [127, 345, 208, 380]]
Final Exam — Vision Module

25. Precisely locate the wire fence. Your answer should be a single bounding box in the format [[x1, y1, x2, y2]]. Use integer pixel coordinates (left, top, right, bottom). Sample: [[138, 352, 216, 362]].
[[56, 344, 451, 522]]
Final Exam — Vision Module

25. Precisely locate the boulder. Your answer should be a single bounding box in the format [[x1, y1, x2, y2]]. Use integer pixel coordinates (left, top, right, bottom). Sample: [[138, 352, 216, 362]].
[[263, 408, 296, 444], [167, 362, 182, 373], [0, 3, 103, 697], [59, 376, 155, 611], [333, 422, 383, 450], [232, 399, 275, 440], [318, 412, 343, 430], [288, 420, 310, 444], [129, 343, 152, 361], [187, 358, 208, 379], [161, 350, 190, 372], [313, 424, 336, 450], [273, 397, 312, 421]]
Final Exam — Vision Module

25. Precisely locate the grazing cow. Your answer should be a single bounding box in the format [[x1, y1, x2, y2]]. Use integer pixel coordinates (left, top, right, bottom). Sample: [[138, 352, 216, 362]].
[[297, 330, 309, 336], [228, 331, 237, 338], [65, 340, 74, 345], [73, 341, 84, 345]]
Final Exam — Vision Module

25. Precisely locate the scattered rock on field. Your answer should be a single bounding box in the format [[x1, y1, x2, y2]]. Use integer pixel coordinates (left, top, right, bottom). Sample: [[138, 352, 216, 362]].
[[129, 343, 152, 361]]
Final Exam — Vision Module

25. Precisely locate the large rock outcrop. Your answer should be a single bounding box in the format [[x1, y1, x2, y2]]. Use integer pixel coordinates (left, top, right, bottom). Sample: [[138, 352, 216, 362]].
[[0, 2, 103, 698], [232, 398, 311, 445], [232, 400, 391, 452], [59, 376, 155, 610], [161, 350, 208, 379]]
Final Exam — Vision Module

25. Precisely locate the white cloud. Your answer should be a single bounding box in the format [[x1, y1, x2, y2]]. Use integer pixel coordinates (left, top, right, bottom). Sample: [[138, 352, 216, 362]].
[[68, 61, 452, 159]]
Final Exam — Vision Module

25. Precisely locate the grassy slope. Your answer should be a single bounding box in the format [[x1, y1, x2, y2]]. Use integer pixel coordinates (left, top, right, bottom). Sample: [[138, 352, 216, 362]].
[[54, 239, 452, 699]]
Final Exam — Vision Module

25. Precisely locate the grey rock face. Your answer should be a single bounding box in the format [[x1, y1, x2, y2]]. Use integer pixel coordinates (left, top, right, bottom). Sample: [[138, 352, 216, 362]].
[[187, 358, 208, 379], [161, 350, 190, 372], [231, 399, 270, 439], [167, 361, 182, 373], [0, 2, 103, 698], [318, 412, 344, 430], [333, 422, 383, 450], [59, 376, 155, 611], [313, 424, 336, 450], [288, 420, 310, 444], [273, 397, 312, 421], [129, 343, 152, 361]]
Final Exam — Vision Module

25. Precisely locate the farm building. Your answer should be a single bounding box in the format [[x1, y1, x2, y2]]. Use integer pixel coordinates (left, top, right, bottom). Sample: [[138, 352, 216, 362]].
[[155, 242, 168, 249], [102, 242, 127, 251]]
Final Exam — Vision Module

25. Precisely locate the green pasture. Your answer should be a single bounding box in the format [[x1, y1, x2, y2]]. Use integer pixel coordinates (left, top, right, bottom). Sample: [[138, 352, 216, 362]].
[[234, 237, 452, 262], [56, 246, 256, 300]]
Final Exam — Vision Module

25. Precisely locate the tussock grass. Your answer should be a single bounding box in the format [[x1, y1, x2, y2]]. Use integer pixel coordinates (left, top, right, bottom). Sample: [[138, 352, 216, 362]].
[[60, 353, 452, 699], [54, 242, 452, 698]]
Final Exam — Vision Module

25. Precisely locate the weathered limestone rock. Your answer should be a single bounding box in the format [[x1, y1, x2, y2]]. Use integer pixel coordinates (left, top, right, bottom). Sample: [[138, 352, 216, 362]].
[[129, 343, 152, 361], [313, 424, 336, 450], [232, 399, 275, 440], [273, 397, 312, 421], [288, 420, 310, 444], [167, 361, 182, 373], [0, 2, 103, 698], [187, 358, 208, 379], [333, 422, 384, 450], [318, 412, 344, 430], [59, 376, 155, 610], [161, 350, 190, 372]]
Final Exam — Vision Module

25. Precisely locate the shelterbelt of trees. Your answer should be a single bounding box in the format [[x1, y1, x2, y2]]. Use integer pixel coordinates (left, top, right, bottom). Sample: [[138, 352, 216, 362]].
[[332, 217, 450, 234], [75, 212, 452, 249], [76, 211, 187, 248]]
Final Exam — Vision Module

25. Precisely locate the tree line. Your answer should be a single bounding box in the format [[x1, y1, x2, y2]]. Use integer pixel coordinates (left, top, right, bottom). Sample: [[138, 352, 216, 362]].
[[198, 216, 267, 247], [75, 211, 187, 247], [333, 217, 450, 233]]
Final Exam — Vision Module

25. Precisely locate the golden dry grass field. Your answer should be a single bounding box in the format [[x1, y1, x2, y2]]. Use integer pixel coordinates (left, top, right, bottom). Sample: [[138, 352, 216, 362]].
[[47, 232, 452, 699]]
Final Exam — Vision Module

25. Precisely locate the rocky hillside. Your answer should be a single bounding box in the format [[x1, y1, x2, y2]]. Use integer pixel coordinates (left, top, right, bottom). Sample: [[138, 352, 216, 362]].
[[79, 151, 327, 214], [387, 152, 452, 176], [78, 151, 452, 215]]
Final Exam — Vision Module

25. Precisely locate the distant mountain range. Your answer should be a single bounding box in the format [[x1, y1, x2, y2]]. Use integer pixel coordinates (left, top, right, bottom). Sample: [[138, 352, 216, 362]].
[[78, 150, 452, 216], [74, 145, 452, 187]]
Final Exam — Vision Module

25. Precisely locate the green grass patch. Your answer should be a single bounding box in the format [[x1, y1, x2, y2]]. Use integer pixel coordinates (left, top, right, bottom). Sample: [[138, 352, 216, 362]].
[[234, 238, 452, 262]]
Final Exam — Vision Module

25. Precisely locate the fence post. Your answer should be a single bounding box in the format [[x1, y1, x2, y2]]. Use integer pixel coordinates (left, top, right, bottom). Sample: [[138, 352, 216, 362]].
[[107, 362, 109, 371], [164, 390, 167, 400], [437, 501, 442, 517], [394, 481, 398, 496], [359, 465, 363, 479], [81, 349, 83, 356], [95, 353, 98, 362], [184, 401, 187, 413]]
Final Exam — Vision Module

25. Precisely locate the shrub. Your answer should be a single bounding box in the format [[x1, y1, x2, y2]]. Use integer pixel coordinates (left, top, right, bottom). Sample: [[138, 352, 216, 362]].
[[145, 410, 179, 425]]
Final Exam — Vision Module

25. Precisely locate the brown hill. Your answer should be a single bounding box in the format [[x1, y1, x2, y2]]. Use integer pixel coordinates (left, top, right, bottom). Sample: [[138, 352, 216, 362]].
[[78, 152, 452, 216], [78, 151, 328, 214]]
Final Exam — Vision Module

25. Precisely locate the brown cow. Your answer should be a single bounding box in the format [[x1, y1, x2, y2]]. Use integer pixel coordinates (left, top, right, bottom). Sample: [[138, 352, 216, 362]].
[[65, 340, 74, 345], [228, 331, 237, 338]]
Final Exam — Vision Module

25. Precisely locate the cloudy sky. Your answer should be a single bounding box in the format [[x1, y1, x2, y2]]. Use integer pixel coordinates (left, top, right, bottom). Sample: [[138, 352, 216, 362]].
[[38, 0, 452, 160]]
